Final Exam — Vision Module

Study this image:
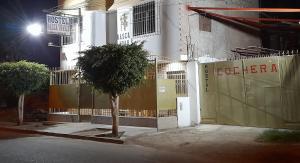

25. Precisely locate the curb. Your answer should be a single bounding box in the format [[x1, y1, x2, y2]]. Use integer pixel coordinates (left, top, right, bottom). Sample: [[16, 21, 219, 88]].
[[0, 126, 124, 144]]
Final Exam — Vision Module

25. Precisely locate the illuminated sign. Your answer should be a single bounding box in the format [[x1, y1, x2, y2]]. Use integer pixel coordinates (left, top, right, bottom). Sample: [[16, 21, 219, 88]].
[[46, 14, 74, 35]]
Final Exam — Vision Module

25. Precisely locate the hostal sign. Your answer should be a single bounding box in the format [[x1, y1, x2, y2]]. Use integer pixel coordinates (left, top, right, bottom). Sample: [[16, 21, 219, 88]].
[[47, 14, 73, 36]]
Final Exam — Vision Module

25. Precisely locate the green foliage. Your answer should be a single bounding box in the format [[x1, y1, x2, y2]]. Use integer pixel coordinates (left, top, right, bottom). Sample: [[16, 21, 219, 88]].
[[0, 61, 49, 96], [78, 43, 148, 96], [257, 129, 300, 143]]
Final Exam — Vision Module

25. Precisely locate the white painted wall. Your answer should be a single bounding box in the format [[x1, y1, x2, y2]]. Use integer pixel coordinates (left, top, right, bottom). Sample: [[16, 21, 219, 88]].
[[92, 12, 107, 46], [187, 61, 201, 125], [115, 0, 183, 60], [106, 11, 118, 44], [113, 0, 260, 62], [182, 0, 261, 61], [61, 10, 107, 69]]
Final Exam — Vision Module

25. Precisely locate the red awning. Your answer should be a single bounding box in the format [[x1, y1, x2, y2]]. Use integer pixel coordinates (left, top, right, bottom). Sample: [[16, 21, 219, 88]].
[[187, 6, 300, 31]]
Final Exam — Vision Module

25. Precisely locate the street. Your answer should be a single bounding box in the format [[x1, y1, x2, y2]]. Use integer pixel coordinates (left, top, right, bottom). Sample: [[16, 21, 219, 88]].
[[0, 130, 199, 163]]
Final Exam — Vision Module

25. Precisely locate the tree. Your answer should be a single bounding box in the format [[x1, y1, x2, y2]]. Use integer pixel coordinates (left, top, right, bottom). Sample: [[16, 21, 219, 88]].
[[78, 43, 148, 137], [0, 61, 49, 125]]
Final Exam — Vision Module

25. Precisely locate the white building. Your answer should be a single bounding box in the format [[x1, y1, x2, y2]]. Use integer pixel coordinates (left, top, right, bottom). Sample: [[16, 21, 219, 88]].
[[57, 0, 113, 68], [58, 0, 261, 68], [54, 0, 261, 127], [110, 0, 261, 62]]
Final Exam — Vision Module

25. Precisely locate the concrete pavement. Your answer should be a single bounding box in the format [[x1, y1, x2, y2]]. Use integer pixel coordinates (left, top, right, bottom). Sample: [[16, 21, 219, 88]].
[[0, 130, 200, 163], [0, 122, 156, 144], [1, 123, 300, 162], [127, 125, 300, 163]]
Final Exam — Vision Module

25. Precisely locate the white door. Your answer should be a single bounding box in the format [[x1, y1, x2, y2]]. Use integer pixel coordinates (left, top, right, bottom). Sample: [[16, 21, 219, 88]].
[[177, 97, 191, 127]]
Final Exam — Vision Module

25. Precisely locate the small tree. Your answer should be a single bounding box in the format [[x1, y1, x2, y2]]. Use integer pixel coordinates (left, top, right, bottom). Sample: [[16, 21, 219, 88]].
[[78, 43, 148, 137], [0, 61, 49, 125]]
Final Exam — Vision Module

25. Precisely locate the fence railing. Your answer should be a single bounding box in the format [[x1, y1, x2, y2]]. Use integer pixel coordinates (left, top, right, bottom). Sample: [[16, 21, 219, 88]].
[[49, 68, 78, 85], [49, 59, 188, 96], [49, 108, 157, 117], [49, 58, 187, 118], [157, 60, 188, 96]]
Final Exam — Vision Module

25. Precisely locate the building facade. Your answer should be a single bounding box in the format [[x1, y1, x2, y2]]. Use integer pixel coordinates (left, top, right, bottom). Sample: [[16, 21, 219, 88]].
[[110, 0, 261, 62], [58, 0, 114, 68], [58, 0, 261, 68], [52, 0, 264, 128]]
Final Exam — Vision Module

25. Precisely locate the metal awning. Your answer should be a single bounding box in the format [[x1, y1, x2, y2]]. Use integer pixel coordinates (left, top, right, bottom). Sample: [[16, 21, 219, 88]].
[[187, 7, 300, 13], [187, 6, 300, 31]]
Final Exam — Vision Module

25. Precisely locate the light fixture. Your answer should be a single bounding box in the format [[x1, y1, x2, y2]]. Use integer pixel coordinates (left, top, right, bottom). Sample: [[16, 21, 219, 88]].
[[26, 23, 43, 37]]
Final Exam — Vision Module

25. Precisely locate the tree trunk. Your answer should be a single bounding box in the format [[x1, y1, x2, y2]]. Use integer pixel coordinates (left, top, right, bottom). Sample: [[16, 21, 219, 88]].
[[17, 94, 25, 125], [110, 94, 119, 137]]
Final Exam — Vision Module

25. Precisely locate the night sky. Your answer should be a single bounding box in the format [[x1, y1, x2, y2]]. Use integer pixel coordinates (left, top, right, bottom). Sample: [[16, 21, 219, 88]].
[[0, 0, 59, 67]]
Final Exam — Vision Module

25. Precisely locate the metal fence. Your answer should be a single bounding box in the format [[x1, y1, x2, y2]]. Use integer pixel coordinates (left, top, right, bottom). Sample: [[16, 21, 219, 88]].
[[49, 108, 157, 117], [157, 60, 188, 96], [49, 57, 188, 118], [49, 67, 78, 85]]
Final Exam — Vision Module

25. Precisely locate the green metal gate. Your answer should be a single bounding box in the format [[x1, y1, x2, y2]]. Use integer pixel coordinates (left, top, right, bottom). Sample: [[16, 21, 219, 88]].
[[199, 55, 300, 129]]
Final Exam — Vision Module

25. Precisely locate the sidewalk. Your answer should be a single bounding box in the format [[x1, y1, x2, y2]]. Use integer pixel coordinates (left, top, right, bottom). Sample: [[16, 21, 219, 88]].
[[0, 122, 156, 144], [126, 125, 300, 163]]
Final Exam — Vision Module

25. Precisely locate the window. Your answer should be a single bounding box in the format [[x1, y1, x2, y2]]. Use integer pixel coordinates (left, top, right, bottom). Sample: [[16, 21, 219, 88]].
[[63, 21, 77, 45], [133, 1, 156, 36], [199, 15, 211, 32], [166, 71, 187, 96], [62, 35, 75, 45]]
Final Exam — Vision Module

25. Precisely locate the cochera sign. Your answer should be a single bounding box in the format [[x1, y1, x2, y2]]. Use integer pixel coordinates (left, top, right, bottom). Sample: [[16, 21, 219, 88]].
[[47, 14, 73, 35], [204, 63, 278, 92], [216, 63, 278, 76]]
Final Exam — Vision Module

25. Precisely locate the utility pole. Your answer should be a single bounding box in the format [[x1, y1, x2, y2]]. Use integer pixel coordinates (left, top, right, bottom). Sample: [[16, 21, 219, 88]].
[[77, 7, 82, 122]]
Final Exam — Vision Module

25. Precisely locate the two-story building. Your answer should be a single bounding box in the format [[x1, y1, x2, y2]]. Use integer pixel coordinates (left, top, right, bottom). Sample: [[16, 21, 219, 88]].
[[58, 0, 261, 68], [50, 0, 264, 128]]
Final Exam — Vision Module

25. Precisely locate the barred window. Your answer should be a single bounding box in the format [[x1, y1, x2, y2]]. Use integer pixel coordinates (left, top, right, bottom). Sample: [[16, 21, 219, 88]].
[[62, 35, 74, 45], [63, 23, 77, 45], [133, 1, 156, 36], [199, 15, 211, 32]]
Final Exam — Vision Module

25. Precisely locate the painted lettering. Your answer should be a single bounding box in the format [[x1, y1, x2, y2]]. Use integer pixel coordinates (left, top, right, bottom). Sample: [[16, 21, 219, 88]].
[[233, 67, 240, 74], [204, 64, 209, 92], [272, 64, 278, 72], [225, 68, 231, 75], [214, 63, 279, 76], [251, 65, 257, 73], [260, 64, 267, 73], [243, 66, 249, 74]]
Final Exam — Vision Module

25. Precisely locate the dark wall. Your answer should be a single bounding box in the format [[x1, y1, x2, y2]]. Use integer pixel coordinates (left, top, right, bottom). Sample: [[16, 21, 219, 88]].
[[260, 0, 300, 50]]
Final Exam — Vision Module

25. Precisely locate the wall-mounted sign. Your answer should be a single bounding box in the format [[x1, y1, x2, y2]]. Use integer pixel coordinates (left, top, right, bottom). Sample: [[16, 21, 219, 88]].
[[159, 86, 166, 93], [117, 9, 132, 45], [47, 14, 74, 35]]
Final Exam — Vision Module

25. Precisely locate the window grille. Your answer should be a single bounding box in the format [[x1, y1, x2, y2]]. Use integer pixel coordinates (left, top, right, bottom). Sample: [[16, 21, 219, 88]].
[[133, 1, 156, 36], [167, 71, 188, 96], [63, 19, 77, 45], [199, 15, 211, 32]]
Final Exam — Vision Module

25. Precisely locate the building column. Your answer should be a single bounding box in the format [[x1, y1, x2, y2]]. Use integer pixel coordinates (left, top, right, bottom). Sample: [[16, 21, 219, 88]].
[[187, 61, 201, 125]]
